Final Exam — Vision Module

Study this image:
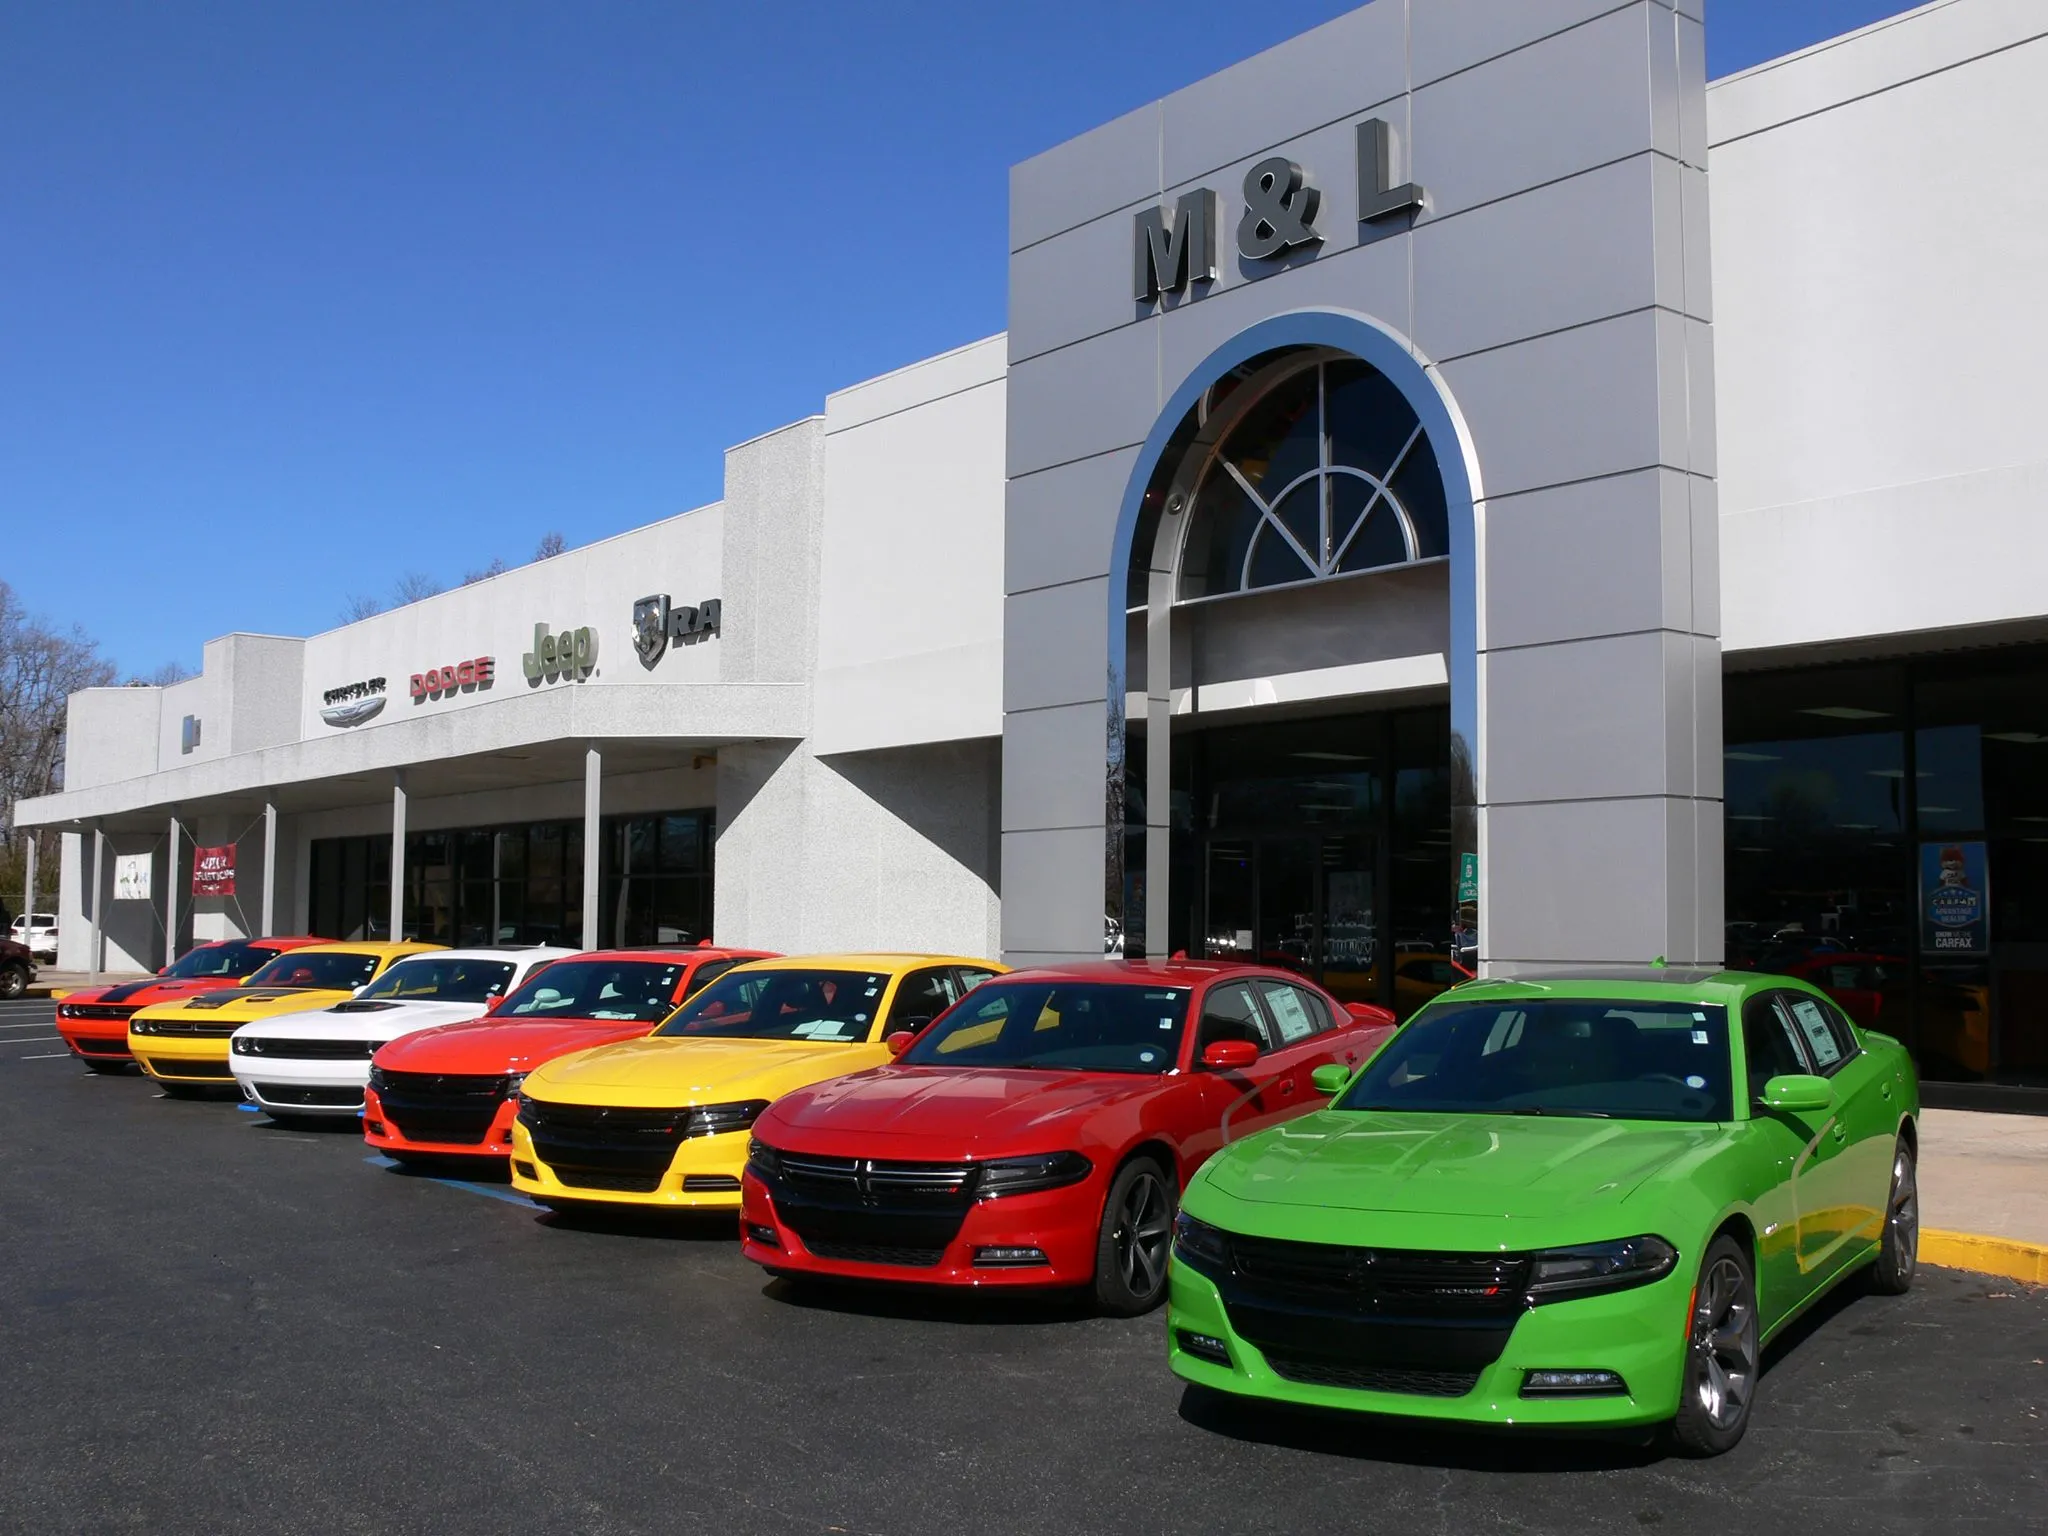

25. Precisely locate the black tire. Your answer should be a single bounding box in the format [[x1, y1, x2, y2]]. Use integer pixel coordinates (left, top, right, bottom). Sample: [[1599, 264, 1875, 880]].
[[0, 964, 26, 1000], [1667, 1233, 1762, 1457], [83, 1058, 130, 1074], [1092, 1155, 1176, 1316], [1869, 1134, 1919, 1295]]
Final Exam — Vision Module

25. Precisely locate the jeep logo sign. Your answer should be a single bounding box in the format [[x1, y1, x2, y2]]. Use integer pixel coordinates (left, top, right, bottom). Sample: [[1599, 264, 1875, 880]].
[[522, 623, 597, 683]]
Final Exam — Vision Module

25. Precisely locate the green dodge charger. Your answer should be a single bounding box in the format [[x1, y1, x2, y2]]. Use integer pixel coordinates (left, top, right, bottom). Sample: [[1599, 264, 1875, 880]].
[[1167, 967, 1920, 1456]]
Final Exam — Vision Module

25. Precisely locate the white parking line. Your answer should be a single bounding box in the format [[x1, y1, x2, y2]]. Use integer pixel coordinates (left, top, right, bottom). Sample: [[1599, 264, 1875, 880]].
[[6, 1037, 60, 1044], [18, 1053, 70, 1060]]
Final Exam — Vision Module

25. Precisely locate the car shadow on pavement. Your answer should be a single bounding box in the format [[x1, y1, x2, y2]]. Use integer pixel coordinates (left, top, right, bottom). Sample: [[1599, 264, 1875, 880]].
[[530, 1205, 742, 1243], [759, 1273, 1100, 1329], [1175, 1384, 1663, 1471], [1759, 1265, 1871, 1373]]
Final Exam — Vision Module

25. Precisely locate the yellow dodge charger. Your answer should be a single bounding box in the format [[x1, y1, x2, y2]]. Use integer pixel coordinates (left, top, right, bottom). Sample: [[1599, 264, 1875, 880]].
[[510, 953, 1003, 1211], [128, 940, 443, 1094]]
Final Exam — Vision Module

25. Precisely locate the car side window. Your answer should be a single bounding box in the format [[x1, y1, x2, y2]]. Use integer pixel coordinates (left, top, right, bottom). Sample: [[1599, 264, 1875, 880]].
[[1783, 992, 1855, 1076], [1742, 996, 1812, 1099], [954, 966, 999, 994], [682, 958, 736, 1000], [1254, 980, 1326, 1044], [1197, 981, 1276, 1053], [886, 968, 958, 1032]]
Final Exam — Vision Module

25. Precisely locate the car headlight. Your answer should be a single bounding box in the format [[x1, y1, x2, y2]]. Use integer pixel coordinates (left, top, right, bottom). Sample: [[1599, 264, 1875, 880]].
[[746, 1138, 779, 1178], [503, 1072, 525, 1100], [1525, 1235, 1678, 1303], [231, 1036, 253, 1054], [1172, 1211, 1233, 1273], [130, 1019, 152, 1035], [367, 1064, 388, 1093], [974, 1151, 1093, 1198], [57, 1004, 75, 1019], [682, 1100, 769, 1138]]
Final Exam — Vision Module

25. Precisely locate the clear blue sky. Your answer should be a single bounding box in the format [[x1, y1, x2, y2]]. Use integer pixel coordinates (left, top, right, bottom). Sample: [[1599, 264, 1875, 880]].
[[3, 0, 1921, 678]]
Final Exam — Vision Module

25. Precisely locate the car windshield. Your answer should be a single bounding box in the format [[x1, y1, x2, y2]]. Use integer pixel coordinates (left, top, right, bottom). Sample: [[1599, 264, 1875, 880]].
[[245, 950, 384, 991], [656, 969, 889, 1044], [355, 956, 519, 1003], [900, 982, 1192, 1075], [164, 941, 274, 980], [1335, 998, 1733, 1122], [496, 960, 684, 1023]]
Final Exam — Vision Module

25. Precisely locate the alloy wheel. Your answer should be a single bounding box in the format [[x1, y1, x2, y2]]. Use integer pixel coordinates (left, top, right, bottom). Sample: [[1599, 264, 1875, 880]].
[[1113, 1170, 1172, 1300], [1888, 1146, 1919, 1283], [1688, 1254, 1759, 1432]]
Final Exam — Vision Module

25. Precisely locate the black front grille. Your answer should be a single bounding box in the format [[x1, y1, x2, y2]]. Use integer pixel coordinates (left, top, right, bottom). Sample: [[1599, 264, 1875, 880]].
[[519, 1100, 689, 1191], [62, 1004, 134, 1021], [803, 1240, 947, 1269], [764, 1150, 976, 1260], [239, 1038, 377, 1061], [147, 1059, 234, 1079], [137, 1020, 239, 1038], [74, 1038, 130, 1056], [254, 1083, 363, 1108], [1264, 1356, 1481, 1398], [376, 1071, 511, 1147], [1200, 1234, 1534, 1382], [682, 1174, 742, 1193]]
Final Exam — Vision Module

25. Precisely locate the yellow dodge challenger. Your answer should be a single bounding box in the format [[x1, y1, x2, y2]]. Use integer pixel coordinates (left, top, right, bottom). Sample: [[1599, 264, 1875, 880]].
[[128, 940, 444, 1094], [510, 953, 1003, 1211]]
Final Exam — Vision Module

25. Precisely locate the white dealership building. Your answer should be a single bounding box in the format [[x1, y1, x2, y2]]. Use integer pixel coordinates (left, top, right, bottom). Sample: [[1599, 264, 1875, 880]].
[[18, 0, 2048, 1100]]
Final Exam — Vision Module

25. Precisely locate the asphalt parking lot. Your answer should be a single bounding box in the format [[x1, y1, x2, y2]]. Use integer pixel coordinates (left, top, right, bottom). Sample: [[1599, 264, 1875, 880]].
[[2, 997, 2044, 1535]]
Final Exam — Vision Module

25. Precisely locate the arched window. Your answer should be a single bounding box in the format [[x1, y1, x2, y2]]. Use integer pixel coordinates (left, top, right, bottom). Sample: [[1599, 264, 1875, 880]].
[[1177, 357, 1449, 600]]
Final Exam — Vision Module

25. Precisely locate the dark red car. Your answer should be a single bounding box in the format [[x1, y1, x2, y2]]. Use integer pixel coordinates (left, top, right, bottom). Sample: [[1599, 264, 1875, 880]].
[[54, 936, 328, 1069], [740, 960, 1395, 1314]]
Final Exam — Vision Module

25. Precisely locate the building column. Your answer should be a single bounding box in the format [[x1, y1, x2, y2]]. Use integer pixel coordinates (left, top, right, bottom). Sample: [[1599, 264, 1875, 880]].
[[260, 800, 278, 937], [21, 834, 34, 945], [165, 811, 180, 968], [89, 822, 105, 977], [389, 773, 407, 942], [582, 744, 601, 950]]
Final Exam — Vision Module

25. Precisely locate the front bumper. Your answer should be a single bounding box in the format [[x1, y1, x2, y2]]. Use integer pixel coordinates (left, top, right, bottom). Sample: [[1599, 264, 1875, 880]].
[[231, 1055, 371, 1118], [508, 1117, 751, 1210], [1165, 1257, 1691, 1428], [737, 1168, 1104, 1289], [129, 1031, 237, 1085], [58, 1016, 134, 1061], [362, 1087, 518, 1160]]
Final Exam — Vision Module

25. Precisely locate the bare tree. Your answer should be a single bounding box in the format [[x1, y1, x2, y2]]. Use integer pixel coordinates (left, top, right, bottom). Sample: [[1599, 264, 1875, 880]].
[[126, 659, 195, 687], [341, 593, 384, 623], [390, 571, 445, 605], [0, 581, 117, 903], [461, 556, 509, 586], [534, 531, 566, 559]]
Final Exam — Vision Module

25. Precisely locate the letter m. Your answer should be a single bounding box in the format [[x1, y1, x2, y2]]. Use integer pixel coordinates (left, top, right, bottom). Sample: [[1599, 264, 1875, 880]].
[[1133, 190, 1218, 303]]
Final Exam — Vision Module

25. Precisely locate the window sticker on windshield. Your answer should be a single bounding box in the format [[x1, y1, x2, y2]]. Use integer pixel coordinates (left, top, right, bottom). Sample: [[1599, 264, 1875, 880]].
[[1789, 999, 1843, 1067], [1160, 1018, 1174, 1030], [790, 1021, 849, 1039], [1685, 1074, 1707, 1089], [864, 986, 880, 997], [1691, 1030, 1709, 1045], [590, 1010, 637, 1020]]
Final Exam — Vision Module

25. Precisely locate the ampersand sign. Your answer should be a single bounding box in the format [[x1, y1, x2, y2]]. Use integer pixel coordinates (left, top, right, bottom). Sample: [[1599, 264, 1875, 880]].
[[1237, 156, 1322, 261]]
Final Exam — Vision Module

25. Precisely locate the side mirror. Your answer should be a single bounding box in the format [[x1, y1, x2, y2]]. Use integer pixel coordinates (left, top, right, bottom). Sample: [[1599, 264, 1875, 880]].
[[1311, 1063, 1352, 1096], [1344, 1002, 1395, 1027], [156, 966, 169, 976], [483, 996, 503, 1015], [1201, 1039, 1260, 1071], [885, 1031, 917, 1058], [1761, 1073, 1833, 1114]]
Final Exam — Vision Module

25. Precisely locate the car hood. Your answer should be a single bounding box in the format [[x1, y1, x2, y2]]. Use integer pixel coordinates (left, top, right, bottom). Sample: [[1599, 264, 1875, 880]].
[[763, 1066, 1163, 1155], [1198, 1110, 1724, 1221], [63, 978, 235, 1008], [376, 1016, 657, 1074], [133, 987, 355, 1024], [525, 1035, 888, 1106], [234, 998, 489, 1044]]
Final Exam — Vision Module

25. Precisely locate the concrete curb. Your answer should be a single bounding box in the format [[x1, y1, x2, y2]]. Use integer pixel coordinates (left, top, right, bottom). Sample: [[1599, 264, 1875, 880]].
[[1924, 1228, 2048, 1285]]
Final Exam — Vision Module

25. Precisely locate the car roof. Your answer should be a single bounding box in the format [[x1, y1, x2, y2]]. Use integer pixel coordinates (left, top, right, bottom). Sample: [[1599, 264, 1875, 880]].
[[283, 941, 445, 958], [1431, 966, 1765, 1004], [560, 947, 779, 964], [726, 953, 1005, 974], [990, 958, 1305, 987], [385, 945, 579, 964]]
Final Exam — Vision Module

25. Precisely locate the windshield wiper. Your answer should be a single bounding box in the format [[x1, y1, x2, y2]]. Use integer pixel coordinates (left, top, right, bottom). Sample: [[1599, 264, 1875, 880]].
[[1509, 1106, 1612, 1118]]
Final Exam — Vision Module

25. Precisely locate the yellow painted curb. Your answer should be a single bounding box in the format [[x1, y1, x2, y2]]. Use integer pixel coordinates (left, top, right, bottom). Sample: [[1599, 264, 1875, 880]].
[[1923, 1228, 2048, 1286]]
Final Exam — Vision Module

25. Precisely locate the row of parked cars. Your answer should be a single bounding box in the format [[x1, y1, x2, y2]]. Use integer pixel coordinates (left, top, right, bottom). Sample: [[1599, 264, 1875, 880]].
[[57, 932, 1924, 1456]]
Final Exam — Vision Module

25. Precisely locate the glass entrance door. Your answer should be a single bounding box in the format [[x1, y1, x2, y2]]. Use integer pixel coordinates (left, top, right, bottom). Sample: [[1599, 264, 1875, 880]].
[[1202, 833, 1378, 1001]]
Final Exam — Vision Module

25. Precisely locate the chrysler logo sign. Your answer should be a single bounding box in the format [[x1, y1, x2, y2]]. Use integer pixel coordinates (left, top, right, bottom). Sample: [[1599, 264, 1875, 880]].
[[320, 677, 388, 728], [633, 594, 721, 667]]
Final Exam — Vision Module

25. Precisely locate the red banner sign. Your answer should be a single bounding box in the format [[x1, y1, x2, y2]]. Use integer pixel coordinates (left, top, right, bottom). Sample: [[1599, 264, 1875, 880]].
[[192, 845, 236, 897]]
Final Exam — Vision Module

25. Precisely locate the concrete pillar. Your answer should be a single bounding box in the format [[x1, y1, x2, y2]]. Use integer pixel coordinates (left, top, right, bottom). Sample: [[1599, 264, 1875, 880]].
[[261, 801, 278, 936], [89, 823, 105, 977], [389, 773, 407, 942], [21, 834, 33, 947], [165, 811, 180, 967], [582, 744, 601, 950]]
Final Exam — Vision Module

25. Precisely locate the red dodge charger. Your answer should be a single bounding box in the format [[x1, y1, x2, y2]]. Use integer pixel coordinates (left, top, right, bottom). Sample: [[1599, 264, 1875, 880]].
[[740, 959, 1395, 1314]]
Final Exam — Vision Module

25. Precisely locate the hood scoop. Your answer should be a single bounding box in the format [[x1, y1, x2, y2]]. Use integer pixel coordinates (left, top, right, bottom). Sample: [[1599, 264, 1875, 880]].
[[328, 1000, 403, 1014]]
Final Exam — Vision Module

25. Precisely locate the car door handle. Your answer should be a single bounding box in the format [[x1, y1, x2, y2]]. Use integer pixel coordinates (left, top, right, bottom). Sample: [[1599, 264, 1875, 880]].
[[1279, 1079, 1297, 1096], [1831, 1123, 1847, 1143]]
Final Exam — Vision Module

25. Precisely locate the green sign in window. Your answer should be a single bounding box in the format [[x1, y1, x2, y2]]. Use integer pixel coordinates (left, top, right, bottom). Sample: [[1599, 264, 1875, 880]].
[[1457, 852, 1479, 904]]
